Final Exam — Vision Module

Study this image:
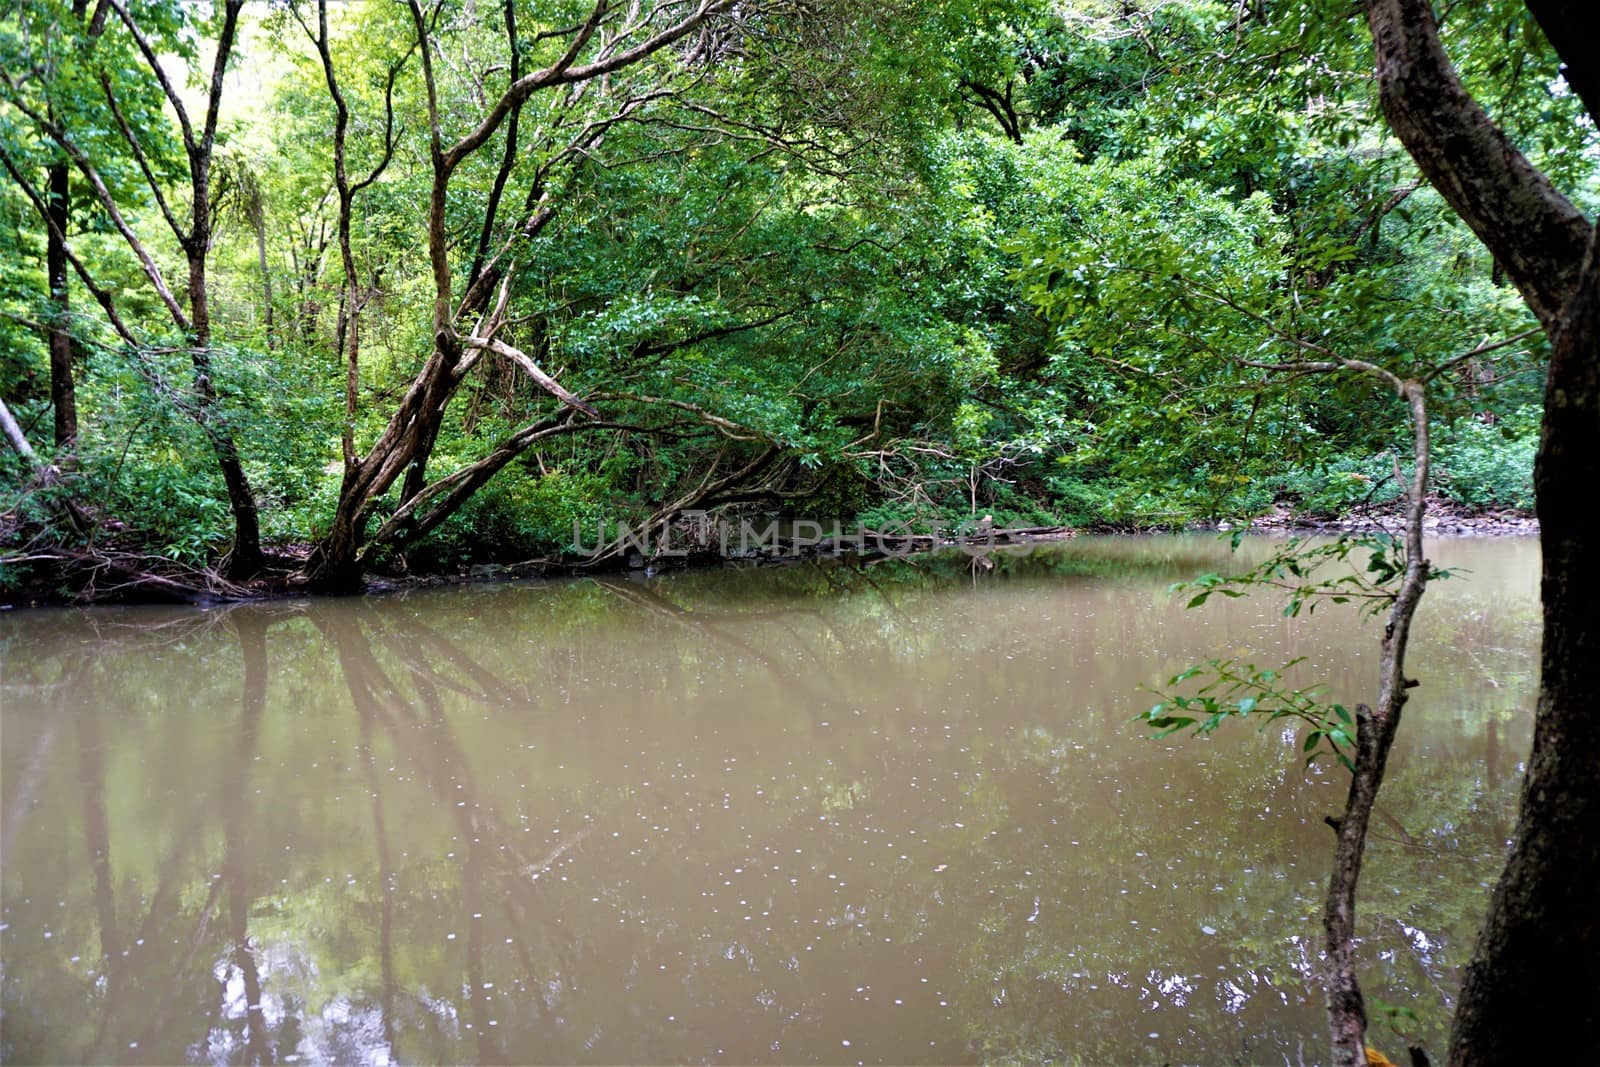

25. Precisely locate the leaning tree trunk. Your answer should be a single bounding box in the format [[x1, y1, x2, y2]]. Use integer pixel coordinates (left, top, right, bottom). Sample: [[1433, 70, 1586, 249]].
[[298, 0, 734, 593], [304, 348, 458, 592], [1448, 227, 1600, 1063], [306, 468, 369, 594]]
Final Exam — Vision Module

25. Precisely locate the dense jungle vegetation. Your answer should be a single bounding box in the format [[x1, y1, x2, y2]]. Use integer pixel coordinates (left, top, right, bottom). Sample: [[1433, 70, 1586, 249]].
[[2, 0, 1587, 595], [6, 1, 1600, 1060]]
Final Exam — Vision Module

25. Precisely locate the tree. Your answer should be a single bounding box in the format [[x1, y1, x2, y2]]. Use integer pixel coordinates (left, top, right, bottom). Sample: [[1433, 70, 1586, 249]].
[[1357, 0, 1600, 1059], [295, 0, 750, 591], [39, 0, 102, 449], [1, 0, 266, 575], [1015, 142, 1535, 1058]]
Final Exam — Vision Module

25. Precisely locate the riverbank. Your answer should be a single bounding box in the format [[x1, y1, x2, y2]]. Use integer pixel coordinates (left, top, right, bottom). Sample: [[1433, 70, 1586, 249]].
[[1243, 500, 1539, 537], [0, 524, 1081, 609], [0, 502, 1537, 610]]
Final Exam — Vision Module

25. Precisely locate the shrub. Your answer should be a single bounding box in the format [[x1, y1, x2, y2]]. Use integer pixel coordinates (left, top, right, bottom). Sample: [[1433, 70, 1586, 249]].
[[1434, 407, 1537, 511], [1271, 454, 1407, 517], [405, 467, 614, 569]]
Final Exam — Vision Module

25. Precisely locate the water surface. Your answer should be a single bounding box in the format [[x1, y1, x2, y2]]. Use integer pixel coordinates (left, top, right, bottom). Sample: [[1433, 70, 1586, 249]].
[[0, 536, 1539, 1064]]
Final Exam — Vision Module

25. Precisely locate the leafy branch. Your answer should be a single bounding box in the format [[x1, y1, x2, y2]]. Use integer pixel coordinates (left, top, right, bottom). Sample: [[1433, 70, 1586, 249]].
[[1179, 532, 1455, 621], [1143, 655, 1357, 772]]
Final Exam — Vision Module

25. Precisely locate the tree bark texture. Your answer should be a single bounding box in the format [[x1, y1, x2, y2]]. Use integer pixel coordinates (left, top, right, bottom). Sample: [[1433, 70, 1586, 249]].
[[1449, 222, 1600, 1065]]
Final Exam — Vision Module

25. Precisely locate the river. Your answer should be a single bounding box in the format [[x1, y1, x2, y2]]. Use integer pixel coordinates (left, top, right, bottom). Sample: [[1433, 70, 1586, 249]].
[[0, 535, 1539, 1064]]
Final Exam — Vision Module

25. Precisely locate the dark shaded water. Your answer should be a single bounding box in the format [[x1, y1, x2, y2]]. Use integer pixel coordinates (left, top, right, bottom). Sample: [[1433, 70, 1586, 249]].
[[0, 536, 1538, 1064]]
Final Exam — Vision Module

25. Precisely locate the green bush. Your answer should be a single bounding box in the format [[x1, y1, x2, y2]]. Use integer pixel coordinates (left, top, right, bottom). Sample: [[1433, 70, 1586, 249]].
[[1434, 407, 1537, 511], [854, 500, 943, 533], [1271, 454, 1408, 516], [406, 467, 614, 569], [70, 430, 234, 565], [1045, 473, 1198, 528], [1045, 475, 1125, 527]]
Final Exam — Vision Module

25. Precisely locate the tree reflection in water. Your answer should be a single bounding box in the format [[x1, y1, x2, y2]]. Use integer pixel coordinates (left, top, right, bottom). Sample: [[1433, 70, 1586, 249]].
[[0, 537, 1540, 1063]]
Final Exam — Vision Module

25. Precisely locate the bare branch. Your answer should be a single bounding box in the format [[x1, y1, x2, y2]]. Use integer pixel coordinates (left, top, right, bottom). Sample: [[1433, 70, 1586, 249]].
[[443, 0, 733, 174], [1237, 357, 1406, 395], [99, 72, 187, 244], [599, 392, 762, 440], [1420, 328, 1541, 382], [0, 144, 141, 346], [462, 336, 600, 418], [0, 396, 40, 466], [1349, 181, 1421, 246], [196, 0, 243, 173]]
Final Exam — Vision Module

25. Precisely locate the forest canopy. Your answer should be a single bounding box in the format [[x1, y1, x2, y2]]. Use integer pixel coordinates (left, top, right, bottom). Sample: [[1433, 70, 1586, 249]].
[[1, 0, 1591, 592]]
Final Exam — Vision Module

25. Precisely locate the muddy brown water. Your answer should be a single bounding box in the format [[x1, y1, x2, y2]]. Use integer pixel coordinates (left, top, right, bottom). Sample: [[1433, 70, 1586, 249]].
[[0, 536, 1538, 1064]]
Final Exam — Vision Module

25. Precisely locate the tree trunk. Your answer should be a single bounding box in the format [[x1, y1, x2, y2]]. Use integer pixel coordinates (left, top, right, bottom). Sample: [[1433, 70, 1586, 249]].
[[1, 396, 37, 463], [182, 0, 263, 581], [1364, 0, 1587, 336], [300, 0, 732, 591], [304, 358, 450, 591], [1357, 0, 1600, 1048], [42, 0, 94, 449], [1356, 0, 1600, 1055], [1316, 378, 1431, 1065], [305, 473, 368, 594], [45, 156, 78, 448], [186, 246, 264, 579], [1448, 228, 1600, 1064], [398, 415, 441, 511]]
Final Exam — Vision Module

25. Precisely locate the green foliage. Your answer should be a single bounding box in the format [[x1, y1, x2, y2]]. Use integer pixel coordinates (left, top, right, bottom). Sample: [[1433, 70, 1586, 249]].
[[1, 0, 1580, 578], [1271, 454, 1409, 517], [1144, 656, 1358, 772], [1146, 532, 1455, 770], [1434, 407, 1538, 512], [404, 466, 615, 570], [1180, 533, 1452, 620], [1041, 474, 1121, 527], [66, 357, 237, 564]]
